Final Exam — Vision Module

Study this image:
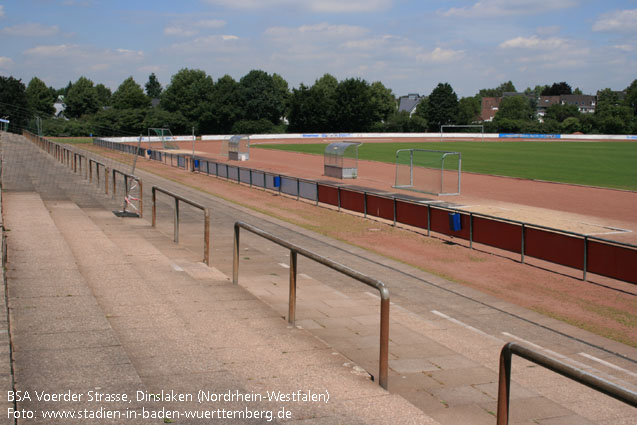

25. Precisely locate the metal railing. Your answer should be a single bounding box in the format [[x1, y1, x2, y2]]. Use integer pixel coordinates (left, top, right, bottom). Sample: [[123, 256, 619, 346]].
[[497, 342, 637, 425], [89, 159, 109, 194], [232, 221, 390, 389], [151, 186, 210, 265]]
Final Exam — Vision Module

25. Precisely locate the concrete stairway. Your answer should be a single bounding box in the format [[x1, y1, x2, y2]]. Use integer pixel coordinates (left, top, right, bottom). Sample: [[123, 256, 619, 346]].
[[3, 181, 436, 423]]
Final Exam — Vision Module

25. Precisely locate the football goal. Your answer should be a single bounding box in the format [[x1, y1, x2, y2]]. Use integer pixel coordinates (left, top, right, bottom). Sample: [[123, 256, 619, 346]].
[[148, 128, 179, 150], [393, 149, 461, 196]]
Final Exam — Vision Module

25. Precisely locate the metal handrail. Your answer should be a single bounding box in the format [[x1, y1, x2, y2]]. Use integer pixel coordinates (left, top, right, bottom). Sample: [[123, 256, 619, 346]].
[[232, 221, 390, 389], [151, 186, 210, 265], [497, 342, 637, 424], [88, 159, 109, 194]]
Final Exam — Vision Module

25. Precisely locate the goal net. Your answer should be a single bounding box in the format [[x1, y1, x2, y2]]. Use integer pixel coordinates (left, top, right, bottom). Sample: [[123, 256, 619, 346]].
[[393, 149, 461, 196], [148, 128, 179, 150]]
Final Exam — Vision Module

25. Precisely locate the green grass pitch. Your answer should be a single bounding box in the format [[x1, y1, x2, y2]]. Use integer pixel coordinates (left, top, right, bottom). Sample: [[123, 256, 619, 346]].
[[254, 141, 637, 191]]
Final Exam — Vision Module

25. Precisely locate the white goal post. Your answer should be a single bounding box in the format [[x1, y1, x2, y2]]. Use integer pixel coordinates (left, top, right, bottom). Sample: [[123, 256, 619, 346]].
[[393, 149, 462, 196], [440, 124, 484, 141]]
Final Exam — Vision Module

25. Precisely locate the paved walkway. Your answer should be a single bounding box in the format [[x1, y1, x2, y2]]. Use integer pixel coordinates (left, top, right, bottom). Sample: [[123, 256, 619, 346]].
[[1, 132, 635, 424]]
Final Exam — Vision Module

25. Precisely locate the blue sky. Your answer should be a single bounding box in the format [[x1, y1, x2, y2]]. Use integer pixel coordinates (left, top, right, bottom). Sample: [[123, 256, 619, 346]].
[[1, 0, 635, 97]]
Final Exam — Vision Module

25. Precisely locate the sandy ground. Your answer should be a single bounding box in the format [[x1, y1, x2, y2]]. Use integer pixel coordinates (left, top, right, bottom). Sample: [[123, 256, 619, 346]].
[[168, 139, 637, 244], [104, 140, 636, 346]]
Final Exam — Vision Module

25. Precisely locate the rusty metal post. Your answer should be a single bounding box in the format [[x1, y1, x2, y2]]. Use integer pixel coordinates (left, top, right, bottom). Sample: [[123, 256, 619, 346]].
[[151, 187, 156, 227], [497, 344, 512, 425], [379, 291, 390, 390], [289, 250, 297, 325], [203, 209, 210, 265], [174, 198, 179, 243], [232, 224, 240, 284]]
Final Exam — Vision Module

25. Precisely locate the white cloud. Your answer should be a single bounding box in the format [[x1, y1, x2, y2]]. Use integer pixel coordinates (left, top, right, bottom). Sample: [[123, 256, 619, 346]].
[[164, 26, 198, 37], [613, 44, 633, 52], [24, 44, 143, 64], [165, 35, 241, 54], [164, 19, 226, 37], [203, 0, 392, 13], [593, 9, 637, 33], [0, 6, 4, 18], [265, 23, 368, 41], [2, 23, 60, 37], [0, 57, 14, 69], [499, 35, 590, 69], [195, 19, 226, 29], [441, 0, 577, 18]]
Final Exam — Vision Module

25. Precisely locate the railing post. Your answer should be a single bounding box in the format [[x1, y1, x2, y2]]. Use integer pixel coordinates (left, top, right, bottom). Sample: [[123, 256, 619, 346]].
[[497, 343, 512, 425], [138, 179, 144, 219], [105, 167, 109, 194], [289, 250, 297, 325], [112, 169, 116, 199], [152, 187, 157, 227], [203, 209, 210, 265], [89, 161, 93, 183], [583, 236, 588, 281], [470, 213, 474, 249], [233, 224, 240, 284], [521, 223, 526, 264], [174, 198, 179, 243], [379, 292, 390, 390]]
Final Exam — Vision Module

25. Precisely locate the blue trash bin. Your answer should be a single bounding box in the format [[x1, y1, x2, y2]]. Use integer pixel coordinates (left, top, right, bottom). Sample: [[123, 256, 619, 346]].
[[448, 213, 462, 231], [274, 176, 281, 187]]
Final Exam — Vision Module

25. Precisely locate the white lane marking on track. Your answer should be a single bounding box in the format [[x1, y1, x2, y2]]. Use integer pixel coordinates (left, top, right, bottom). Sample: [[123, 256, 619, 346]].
[[299, 273, 312, 279], [578, 353, 637, 379], [431, 310, 503, 342], [170, 263, 184, 272], [502, 332, 597, 371], [278, 263, 290, 269]]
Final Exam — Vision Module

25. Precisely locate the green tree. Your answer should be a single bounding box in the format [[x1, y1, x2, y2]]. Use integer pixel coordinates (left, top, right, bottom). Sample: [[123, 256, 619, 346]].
[[624, 79, 637, 115], [65, 76, 99, 118], [95, 84, 112, 108], [524, 85, 548, 99], [425, 82, 459, 131], [161, 68, 214, 129], [310, 74, 338, 132], [457, 96, 480, 124], [142, 108, 190, 134], [287, 83, 316, 133], [369, 81, 396, 123], [26, 77, 55, 116], [334, 78, 374, 132], [0, 76, 29, 132], [479, 81, 516, 98], [238, 70, 289, 124], [541, 82, 572, 96], [145, 73, 163, 98], [111, 77, 150, 110], [544, 103, 580, 122], [494, 96, 535, 121], [207, 74, 242, 134]]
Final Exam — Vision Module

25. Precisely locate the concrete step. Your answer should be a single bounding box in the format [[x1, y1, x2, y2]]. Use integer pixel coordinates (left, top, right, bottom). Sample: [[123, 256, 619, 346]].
[[45, 197, 439, 424], [3, 192, 154, 425]]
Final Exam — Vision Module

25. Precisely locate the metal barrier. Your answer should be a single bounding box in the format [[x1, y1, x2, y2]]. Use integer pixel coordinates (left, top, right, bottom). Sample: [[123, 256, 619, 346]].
[[95, 141, 637, 285], [151, 186, 210, 265], [497, 342, 637, 425], [89, 159, 109, 194], [111, 169, 143, 217], [232, 221, 390, 389]]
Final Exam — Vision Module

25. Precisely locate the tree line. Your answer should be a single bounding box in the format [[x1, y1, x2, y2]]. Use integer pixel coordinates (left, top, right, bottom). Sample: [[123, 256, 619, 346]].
[[0, 69, 636, 137]]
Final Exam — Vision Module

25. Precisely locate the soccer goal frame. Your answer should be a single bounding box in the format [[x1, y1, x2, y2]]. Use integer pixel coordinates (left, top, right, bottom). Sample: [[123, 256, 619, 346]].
[[440, 124, 484, 141], [148, 128, 179, 149], [393, 149, 461, 196]]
